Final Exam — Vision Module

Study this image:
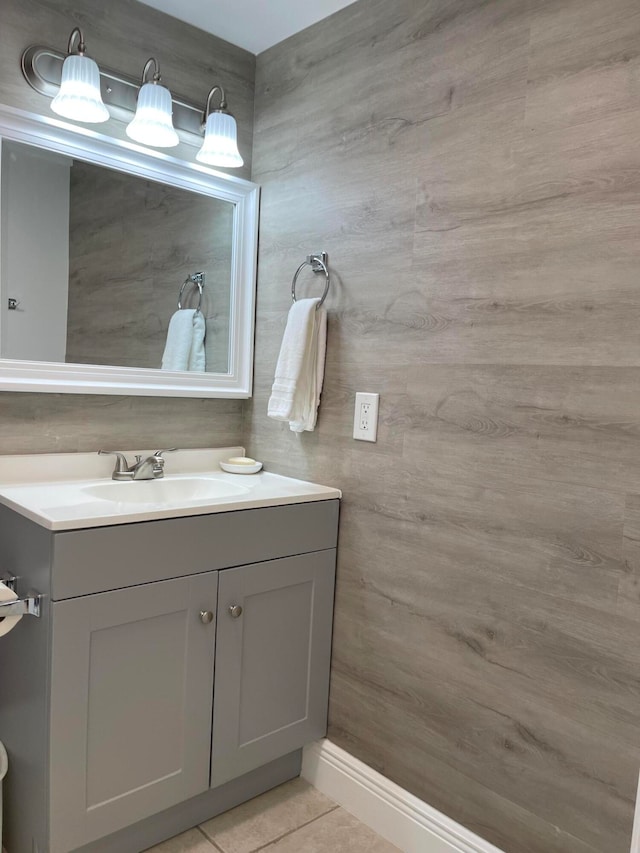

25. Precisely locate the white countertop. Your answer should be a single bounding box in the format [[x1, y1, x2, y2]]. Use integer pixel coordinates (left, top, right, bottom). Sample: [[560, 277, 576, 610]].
[[0, 447, 341, 531]]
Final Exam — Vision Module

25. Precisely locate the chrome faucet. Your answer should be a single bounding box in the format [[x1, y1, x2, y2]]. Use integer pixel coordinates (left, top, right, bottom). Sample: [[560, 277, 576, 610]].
[[98, 449, 177, 481]]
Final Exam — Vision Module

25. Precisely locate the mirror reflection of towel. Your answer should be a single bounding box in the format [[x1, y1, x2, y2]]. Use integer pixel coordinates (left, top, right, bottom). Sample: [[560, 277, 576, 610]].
[[188, 312, 206, 372], [161, 309, 206, 372]]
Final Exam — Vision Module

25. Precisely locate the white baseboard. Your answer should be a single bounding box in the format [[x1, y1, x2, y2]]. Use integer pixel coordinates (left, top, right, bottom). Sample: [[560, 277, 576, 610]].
[[631, 770, 640, 853], [301, 740, 505, 853]]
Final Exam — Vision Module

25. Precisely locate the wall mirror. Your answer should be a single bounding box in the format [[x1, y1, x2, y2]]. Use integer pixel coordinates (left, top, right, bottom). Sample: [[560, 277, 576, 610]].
[[0, 104, 259, 398]]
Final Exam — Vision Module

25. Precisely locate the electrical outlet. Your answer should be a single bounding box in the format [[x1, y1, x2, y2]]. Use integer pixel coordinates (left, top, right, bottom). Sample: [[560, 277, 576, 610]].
[[353, 392, 379, 442]]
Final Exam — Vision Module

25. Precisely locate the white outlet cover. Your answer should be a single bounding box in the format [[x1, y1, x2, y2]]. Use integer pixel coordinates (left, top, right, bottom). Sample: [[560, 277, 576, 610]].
[[353, 392, 379, 442]]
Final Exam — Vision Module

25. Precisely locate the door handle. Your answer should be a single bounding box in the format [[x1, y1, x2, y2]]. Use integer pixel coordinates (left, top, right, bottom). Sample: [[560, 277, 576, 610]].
[[228, 604, 243, 618]]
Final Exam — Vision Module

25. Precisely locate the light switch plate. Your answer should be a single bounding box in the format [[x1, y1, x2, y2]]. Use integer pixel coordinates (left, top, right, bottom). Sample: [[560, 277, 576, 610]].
[[353, 392, 379, 442]]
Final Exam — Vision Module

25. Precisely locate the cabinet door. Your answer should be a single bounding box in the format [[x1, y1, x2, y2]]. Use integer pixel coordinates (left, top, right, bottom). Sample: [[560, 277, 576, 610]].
[[211, 550, 335, 787], [49, 572, 218, 853]]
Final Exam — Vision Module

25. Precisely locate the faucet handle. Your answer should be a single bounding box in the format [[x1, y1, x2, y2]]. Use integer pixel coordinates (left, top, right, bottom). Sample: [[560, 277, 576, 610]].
[[151, 448, 178, 477], [98, 450, 130, 473]]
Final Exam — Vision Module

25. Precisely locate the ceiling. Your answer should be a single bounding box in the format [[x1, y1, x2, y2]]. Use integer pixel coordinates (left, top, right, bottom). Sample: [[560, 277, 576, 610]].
[[137, 0, 359, 55]]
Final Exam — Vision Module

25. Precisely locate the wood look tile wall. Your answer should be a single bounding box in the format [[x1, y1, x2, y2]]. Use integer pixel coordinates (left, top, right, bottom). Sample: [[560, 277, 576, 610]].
[[0, 392, 242, 454], [246, 0, 640, 850], [0, 0, 254, 451]]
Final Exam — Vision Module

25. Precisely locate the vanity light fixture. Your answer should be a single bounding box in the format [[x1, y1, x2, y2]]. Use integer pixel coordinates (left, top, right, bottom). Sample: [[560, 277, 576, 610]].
[[50, 28, 109, 124], [21, 37, 244, 166], [196, 86, 243, 169], [126, 58, 179, 148]]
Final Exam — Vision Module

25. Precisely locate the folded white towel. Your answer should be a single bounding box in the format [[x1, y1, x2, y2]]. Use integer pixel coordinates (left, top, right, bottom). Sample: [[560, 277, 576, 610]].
[[268, 298, 327, 432], [161, 309, 207, 372]]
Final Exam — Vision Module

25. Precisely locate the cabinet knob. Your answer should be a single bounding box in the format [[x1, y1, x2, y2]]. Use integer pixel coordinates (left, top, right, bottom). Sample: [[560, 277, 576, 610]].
[[199, 610, 214, 624], [228, 604, 243, 619]]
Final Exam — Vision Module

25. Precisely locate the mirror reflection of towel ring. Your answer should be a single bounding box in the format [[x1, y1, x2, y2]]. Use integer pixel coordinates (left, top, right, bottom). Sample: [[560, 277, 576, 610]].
[[291, 256, 330, 309], [178, 272, 204, 312]]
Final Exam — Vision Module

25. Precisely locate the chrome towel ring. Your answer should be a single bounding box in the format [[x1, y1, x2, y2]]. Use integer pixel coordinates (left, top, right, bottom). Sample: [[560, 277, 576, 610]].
[[291, 252, 330, 309], [178, 272, 205, 312]]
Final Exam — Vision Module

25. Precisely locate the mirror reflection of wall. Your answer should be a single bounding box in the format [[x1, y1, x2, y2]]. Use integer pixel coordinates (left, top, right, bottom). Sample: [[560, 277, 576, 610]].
[[0, 142, 71, 362], [0, 140, 234, 374]]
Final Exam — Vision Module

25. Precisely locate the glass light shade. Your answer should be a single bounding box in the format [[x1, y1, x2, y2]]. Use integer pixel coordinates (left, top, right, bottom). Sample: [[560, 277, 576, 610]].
[[126, 82, 179, 148], [196, 111, 243, 168], [50, 54, 109, 123]]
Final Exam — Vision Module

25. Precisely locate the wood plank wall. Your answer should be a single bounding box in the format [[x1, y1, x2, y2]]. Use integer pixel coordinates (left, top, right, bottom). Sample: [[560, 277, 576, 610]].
[[0, 0, 254, 452], [246, 0, 640, 850]]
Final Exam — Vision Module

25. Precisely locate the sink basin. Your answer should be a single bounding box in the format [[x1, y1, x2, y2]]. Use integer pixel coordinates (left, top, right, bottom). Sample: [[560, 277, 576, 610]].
[[82, 476, 250, 505], [0, 447, 342, 530]]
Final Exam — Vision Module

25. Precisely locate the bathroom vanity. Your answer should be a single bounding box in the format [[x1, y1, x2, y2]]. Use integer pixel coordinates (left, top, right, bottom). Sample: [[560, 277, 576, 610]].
[[0, 448, 340, 853]]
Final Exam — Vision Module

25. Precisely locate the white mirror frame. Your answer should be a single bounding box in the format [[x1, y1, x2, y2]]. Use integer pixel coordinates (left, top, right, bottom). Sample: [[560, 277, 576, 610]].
[[0, 104, 259, 398]]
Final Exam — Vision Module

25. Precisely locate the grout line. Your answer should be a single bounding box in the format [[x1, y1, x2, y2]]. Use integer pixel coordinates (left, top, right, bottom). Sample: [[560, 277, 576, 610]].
[[196, 824, 226, 852], [251, 804, 341, 852]]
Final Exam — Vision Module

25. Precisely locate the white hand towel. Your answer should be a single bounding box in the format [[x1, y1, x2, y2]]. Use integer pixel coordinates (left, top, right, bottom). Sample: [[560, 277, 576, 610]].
[[161, 309, 207, 372], [268, 298, 327, 432], [188, 311, 206, 372]]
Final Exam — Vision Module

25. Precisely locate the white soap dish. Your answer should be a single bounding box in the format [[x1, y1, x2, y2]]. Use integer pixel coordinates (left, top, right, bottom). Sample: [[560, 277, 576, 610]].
[[219, 458, 263, 474]]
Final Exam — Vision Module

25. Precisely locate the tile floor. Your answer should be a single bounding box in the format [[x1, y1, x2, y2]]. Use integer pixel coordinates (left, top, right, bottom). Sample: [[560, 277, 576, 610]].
[[145, 778, 400, 853]]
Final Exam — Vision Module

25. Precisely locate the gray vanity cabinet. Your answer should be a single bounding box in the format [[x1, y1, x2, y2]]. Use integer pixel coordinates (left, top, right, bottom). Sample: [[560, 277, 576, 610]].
[[211, 550, 335, 787], [0, 499, 339, 853], [48, 573, 219, 853]]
